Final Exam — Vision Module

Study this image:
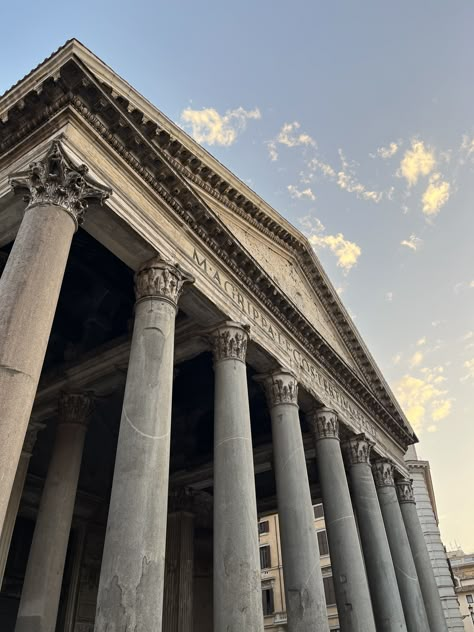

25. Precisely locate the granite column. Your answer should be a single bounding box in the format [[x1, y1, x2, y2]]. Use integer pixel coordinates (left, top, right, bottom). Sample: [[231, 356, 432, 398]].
[[309, 408, 376, 632], [94, 255, 193, 631], [373, 460, 430, 632], [15, 393, 92, 632], [0, 140, 110, 532], [344, 435, 407, 632], [261, 369, 329, 632], [0, 426, 40, 588], [396, 478, 448, 632], [211, 322, 264, 632]]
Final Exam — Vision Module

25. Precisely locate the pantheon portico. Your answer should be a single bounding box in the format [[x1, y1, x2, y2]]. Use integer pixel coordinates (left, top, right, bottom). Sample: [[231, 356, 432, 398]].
[[0, 40, 449, 632]]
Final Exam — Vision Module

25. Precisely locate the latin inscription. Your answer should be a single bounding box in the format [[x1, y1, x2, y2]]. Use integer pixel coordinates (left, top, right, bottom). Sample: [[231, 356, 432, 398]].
[[192, 248, 377, 439]]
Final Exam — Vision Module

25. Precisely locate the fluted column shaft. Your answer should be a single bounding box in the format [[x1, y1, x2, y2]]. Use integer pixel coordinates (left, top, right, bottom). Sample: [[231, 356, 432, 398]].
[[94, 256, 193, 631], [15, 394, 92, 632], [261, 370, 329, 632], [310, 408, 376, 632], [211, 322, 264, 632], [344, 435, 407, 632], [0, 141, 110, 532], [396, 478, 448, 632], [0, 426, 40, 587], [163, 509, 195, 632], [373, 460, 430, 632]]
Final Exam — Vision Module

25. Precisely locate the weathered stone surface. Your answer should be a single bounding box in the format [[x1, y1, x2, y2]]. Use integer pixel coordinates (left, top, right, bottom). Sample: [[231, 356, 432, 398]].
[[397, 479, 449, 632], [373, 461, 430, 632], [345, 435, 407, 632], [262, 369, 329, 632], [310, 409, 376, 632], [15, 393, 92, 632], [94, 258, 191, 631], [211, 322, 264, 631]]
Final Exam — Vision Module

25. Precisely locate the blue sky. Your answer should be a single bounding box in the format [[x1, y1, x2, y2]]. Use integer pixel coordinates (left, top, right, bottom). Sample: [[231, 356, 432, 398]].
[[1, 1, 473, 550]]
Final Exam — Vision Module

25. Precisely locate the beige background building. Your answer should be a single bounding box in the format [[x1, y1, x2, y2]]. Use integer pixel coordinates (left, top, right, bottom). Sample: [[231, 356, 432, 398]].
[[449, 551, 474, 631]]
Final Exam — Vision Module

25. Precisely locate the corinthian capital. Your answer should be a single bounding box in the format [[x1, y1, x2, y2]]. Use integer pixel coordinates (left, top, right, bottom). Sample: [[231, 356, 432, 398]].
[[58, 392, 93, 426], [9, 139, 111, 229], [134, 255, 194, 308], [372, 459, 395, 488], [396, 478, 416, 504], [258, 369, 298, 408], [309, 408, 339, 440], [210, 321, 249, 363], [343, 433, 374, 466]]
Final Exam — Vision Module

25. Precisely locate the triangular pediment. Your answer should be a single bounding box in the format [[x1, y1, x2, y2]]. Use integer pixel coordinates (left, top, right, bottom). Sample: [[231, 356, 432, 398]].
[[0, 39, 415, 444]]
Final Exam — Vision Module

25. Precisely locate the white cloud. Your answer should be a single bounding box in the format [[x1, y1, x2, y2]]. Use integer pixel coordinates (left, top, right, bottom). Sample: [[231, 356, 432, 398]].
[[461, 358, 474, 382], [400, 234, 423, 251], [398, 140, 436, 186], [268, 121, 315, 161], [385, 291, 394, 302], [377, 142, 400, 159], [395, 369, 452, 433], [422, 173, 450, 217], [409, 351, 424, 368], [287, 184, 316, 201], [181, 106, 261, 146], [392, 353, 402, 365], [301, 216, 361, 273], [417, 337, 427, 346], [306, 151, 383, 203]]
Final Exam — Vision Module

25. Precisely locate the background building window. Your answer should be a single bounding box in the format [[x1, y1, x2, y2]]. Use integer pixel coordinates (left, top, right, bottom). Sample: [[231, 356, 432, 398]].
[[260, 545, 272, 569], [317, 529, 329, 556], [323, 575, 337, 606], [258, 520, 269, 535], [313, 504, 324, 519], [261, 584, 275, 615], [467, 594, 473, 603]]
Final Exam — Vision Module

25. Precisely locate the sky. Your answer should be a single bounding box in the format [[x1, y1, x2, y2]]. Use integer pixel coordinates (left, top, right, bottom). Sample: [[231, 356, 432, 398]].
[[1, 1, 473, 551]]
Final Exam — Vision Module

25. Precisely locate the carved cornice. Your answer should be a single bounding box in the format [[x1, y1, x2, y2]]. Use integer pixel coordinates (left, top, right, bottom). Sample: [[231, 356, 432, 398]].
[[258, 368, 299, 408], [210, 321, 249, 363], [396, 478, 416, 504], [8, 139, 111, 229], [0, 54, 415, 448], [58, 392, 93, 426], [134, 254, 194, 308], [372, 459, 395, 488], [309, 407, 339, 441], [343, 433, 374, 466]]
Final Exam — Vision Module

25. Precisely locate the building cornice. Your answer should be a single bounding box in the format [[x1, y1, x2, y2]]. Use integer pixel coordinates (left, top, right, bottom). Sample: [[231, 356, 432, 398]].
[[0, 48, 415, 448]]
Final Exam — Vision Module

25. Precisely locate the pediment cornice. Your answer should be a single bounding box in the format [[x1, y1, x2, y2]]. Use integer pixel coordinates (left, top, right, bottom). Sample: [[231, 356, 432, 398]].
[[0, 44, 415, 448]]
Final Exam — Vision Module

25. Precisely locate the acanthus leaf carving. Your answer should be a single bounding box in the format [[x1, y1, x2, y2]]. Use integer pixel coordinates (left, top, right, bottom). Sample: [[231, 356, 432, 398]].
[[58, 392, 94, 426], [211, 321, 249, 363], [343, 433, 374, 466], [259, 369, 299, 408], [134, 255, 195, 307], [396, 478, 416, 504], [372, 459, 395, 488], [310, 407, 339, 440], [9, 139, 111, 228]]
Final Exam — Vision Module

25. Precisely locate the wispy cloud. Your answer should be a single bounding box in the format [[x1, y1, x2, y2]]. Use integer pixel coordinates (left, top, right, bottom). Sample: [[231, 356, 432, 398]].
[[181, 106, 261, 146], [268, 121, 316, 161], [287, 184, 316, 201], [422, 173, 450, 217], [385, 291, 394, 302], [461, 358, 474, 382], [301, 216, 361, 273], [376, 142, 400, 159], [400, 234, 423, 251], [395, 366, 452, 433], [409, 351, 424, 368], [398, 140, 436, 186]]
